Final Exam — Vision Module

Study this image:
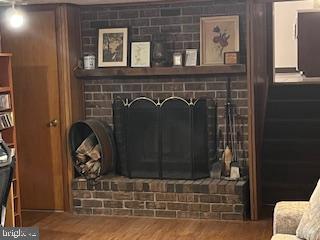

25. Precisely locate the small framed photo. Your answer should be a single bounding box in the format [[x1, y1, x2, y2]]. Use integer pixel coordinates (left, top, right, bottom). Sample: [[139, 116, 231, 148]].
[[131, 42, 151, 67], [200, 16, 240, 66], [98, 28, 128, 67], [185, 49, 198, 66], [224, 52, 239, 64], [173, 52, 183, 67]]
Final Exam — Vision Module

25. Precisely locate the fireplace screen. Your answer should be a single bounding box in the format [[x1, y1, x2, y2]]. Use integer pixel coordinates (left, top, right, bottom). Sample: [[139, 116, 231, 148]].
[[113, 97, 216, 180]]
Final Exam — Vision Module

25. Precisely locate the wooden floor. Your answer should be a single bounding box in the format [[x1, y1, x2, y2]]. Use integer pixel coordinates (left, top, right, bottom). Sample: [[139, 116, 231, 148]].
[[22, 211, 272, 240]]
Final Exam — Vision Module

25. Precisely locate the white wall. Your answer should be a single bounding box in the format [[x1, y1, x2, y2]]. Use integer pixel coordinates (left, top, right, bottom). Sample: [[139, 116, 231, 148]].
[[274, 0, 314, 68]]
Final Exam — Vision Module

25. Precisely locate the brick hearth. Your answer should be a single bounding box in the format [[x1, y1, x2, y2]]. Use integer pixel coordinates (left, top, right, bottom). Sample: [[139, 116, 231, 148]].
[[72, 176, 249, 220]]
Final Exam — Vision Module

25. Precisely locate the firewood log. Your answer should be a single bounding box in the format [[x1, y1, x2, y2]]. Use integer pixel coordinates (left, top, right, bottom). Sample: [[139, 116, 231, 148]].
[[86, 144, 101, 161], [79, 164, 86, 173], [74, 134, 103, 179], [80, 160, 94, 173], [76, 133, 98, 155], [76, 153, 87, 163], [89, 161, 101, 174]]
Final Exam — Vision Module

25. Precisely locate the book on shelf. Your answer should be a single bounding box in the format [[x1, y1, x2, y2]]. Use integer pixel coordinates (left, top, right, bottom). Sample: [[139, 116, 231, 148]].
[[0, 94, 11, 110], [0, 112, 14, 130]]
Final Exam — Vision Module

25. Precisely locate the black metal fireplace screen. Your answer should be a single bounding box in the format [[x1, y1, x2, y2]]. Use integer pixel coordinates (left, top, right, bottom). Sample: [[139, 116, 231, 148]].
[[113, 97, 217, 180]]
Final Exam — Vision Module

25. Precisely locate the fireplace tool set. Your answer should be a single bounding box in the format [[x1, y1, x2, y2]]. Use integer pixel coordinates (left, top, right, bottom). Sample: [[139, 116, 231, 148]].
[[211, 78, 245, 180]]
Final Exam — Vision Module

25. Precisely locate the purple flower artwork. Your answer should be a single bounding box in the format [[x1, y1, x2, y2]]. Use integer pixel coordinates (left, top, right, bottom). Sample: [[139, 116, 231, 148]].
[[212, 26, 230, 57], [200, 16, 239, 65]]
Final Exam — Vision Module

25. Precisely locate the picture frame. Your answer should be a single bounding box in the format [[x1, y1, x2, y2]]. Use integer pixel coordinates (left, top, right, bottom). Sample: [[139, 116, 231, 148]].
[[173, 52, 183, 67], [98, 28, 128, 67], [185, 49, 198, 66], [200, 16, 240, 66], [224, 51, 239, 65], [131, 42, 151, 67]]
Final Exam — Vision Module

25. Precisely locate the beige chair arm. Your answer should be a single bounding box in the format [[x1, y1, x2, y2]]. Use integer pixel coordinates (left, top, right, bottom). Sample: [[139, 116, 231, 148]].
[[271, 234, 302, 240], [273, 201, 309, 236]]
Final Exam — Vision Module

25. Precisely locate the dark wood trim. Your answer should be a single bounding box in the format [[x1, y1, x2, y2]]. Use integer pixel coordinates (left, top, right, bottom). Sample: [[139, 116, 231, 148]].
[[267, 3, 275, 85], [74, 65, 246, 79], [246, 1, 258, 221], [275, 68, 298, 73], [56, 5, 70, 212], [56, 4, 84, 212], [247, 1, 273, 220]]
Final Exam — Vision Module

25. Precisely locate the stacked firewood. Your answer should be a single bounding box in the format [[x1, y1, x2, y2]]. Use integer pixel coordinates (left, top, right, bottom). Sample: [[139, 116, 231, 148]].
[[74, 134, 102, 179]]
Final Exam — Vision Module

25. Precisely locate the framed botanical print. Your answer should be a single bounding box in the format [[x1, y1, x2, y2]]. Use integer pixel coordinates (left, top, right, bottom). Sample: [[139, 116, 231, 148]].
[[131, 42, 151, 67], [200, 16, 240, 66], [98, 28, 128, 67]]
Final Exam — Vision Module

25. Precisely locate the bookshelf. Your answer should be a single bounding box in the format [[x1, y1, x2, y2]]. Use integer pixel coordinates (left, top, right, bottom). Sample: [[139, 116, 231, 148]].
[[0, 53, 22, 227]]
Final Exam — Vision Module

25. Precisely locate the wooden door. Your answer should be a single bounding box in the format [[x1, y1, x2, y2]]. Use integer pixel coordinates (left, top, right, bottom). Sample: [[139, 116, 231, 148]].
[[1, 10, 64, 210]]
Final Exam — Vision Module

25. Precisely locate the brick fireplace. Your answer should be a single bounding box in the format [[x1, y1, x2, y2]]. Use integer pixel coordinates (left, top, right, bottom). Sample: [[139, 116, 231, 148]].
[[74, 0, 250, 220], [81, 0, 248, 167]]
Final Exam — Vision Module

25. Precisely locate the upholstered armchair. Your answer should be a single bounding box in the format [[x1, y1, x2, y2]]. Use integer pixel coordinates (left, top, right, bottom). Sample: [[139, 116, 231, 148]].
[[272, 201, 309, 240], [272, 179, 320, 240]]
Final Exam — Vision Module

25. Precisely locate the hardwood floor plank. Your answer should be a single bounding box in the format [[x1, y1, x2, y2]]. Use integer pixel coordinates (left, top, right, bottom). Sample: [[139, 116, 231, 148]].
[[22, 212, 272, 240]]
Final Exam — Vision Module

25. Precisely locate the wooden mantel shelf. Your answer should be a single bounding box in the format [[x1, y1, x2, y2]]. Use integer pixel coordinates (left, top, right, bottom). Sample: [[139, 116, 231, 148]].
[[74, 64, 246, 78]]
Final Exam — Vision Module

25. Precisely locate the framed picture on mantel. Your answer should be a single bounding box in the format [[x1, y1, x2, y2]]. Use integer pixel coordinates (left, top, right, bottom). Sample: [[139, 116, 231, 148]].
[[200, 16, 240, 66], [131, 42, 151, 67], [98, 28, 128, 67]]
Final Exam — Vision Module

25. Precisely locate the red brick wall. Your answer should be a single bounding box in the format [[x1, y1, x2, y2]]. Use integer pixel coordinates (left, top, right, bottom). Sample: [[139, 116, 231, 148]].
[[79, 0, 248, 167]]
